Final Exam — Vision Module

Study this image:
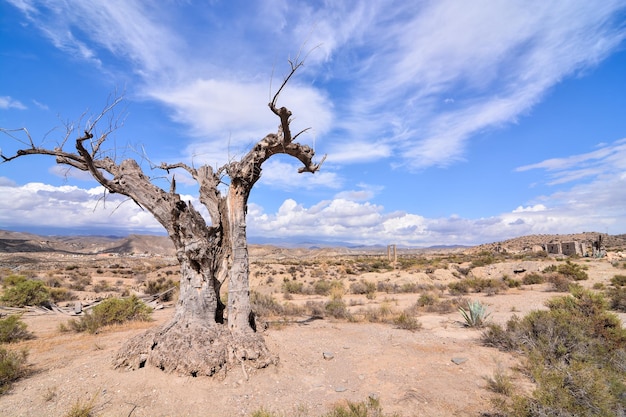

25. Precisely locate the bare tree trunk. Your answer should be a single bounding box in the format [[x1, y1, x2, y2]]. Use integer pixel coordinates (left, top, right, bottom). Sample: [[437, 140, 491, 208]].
[[113, 199, 276, 377], [227, 184, 254, 334]]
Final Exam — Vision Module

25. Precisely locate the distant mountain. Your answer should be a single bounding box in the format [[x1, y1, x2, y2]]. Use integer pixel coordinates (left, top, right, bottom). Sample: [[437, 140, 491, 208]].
[[1, 229, 624, 256], [0, 230, 174, 256]]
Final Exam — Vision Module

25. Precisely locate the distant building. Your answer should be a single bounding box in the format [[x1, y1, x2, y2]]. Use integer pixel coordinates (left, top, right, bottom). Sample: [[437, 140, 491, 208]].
[[545, 236, 602, 257]]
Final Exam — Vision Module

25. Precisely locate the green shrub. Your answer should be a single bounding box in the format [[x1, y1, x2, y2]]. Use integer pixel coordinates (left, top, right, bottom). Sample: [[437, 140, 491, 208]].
[[466, 278, 507, 294], [1, 275, 27, 288], [313, 280, 332, 296], [282, 280, 304, 295], [49, 287, 76, 303], [325, 299, 350, 319], [556, 260, 588, 281], [545, 272, 570, 292], [1, 280, 50, 307], [64, 296, 152, 334], [502, 275, 521, 288], [458, 300, 490, 328], [471, 252, 496, 267], [349, 280, 377, 297], [481, 323, 515, 351], [0, 347, 28, 394], [0, 315, 32, 343], [448, 280, 470, 295], [393, 312, 422, 331], [610, 274, 626, 287], [487, 289, 626, 416], [607, 287, 626, 312], [416, 292, 437, 307], [522, 272, 545, 285]]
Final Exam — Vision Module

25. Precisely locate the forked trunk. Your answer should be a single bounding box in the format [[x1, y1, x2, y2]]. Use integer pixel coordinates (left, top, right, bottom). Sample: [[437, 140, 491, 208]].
[[113, 201, 275, 377]]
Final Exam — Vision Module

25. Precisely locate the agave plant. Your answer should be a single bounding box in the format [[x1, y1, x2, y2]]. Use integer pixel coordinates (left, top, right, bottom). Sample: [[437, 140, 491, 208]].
[[459, 300, 491, 328]]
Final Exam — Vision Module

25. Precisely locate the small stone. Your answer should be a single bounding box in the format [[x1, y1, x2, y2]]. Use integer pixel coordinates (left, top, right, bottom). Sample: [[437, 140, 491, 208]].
[[323, 352, 334, 360], [451, 357, 468, 365], [335, 386, 347, 392]]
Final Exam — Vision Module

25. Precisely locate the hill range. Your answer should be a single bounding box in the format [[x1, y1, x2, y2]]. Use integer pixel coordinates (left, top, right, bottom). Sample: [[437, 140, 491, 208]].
[[0, 229, 624, 257]]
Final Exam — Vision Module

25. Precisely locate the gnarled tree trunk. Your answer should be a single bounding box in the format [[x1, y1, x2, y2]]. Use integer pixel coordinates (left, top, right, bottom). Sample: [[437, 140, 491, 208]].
[[1, 59, 323, 377]]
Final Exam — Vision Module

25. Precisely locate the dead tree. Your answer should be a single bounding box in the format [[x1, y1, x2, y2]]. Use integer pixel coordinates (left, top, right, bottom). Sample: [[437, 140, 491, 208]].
[[0, 60, 324, 377]]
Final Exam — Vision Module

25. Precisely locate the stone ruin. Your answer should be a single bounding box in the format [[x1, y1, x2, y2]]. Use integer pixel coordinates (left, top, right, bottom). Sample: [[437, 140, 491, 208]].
[[544, 235, 605, 258]]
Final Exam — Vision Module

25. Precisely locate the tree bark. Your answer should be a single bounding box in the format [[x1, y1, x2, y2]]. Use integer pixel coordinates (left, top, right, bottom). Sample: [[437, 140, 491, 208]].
[[113, 195, 277, 376]]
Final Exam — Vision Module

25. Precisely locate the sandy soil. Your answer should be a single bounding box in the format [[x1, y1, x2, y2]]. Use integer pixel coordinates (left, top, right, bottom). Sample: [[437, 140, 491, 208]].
[[0, 257, 623, 417]]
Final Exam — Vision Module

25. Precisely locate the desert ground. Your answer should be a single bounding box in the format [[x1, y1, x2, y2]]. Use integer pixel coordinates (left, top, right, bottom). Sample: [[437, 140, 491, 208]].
[[0, 234, 625, 417]]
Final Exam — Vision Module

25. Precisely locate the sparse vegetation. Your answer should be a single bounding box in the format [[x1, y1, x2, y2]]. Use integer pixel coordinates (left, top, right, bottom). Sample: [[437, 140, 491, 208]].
[[250, 396, 400, 417], [611, 274, 626, 287], [393, 312, 422, 331], [0, 347, 28, 394], [485, 364, 514, 396], [145, 277, 178, 301], [61, 296, 152, 334], [0, 315, 32, 343], [64, 394, 98, 417], [1, 279, 50, 307], [521, 272, 544, 285], [482, 289, 626, 416]]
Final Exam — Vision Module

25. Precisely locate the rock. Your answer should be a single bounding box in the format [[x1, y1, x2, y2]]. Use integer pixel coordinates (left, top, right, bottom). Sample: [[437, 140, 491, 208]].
[[335, 386, 347, 392], [323, 352, 334, 360], [451, 357, 468, 365]]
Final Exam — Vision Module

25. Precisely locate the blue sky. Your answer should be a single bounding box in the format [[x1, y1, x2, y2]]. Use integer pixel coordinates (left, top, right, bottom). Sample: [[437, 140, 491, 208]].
[[1, 1, 625, 247]]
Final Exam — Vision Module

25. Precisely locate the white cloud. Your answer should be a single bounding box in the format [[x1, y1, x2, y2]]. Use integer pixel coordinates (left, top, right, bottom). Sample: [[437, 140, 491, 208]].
[[0, 182, 162, 232], [8, 1, 626, 171], [516, 138, 626, 184], [0, 96, 27, 110], [513, 204, 547, 213], [151, 79, 333, 167], [0, 178, 623, 245]]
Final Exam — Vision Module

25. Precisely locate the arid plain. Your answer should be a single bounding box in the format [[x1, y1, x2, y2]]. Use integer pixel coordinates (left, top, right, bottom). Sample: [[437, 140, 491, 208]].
[[0, 231, 625, 416]]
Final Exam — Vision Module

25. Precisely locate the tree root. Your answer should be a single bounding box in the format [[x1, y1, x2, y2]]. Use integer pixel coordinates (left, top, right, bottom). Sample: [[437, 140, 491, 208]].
[[112, 319, 277, 378]]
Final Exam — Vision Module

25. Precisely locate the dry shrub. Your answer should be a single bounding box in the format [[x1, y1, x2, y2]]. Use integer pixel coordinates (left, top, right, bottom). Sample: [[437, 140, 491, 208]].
[[251, 291, 284, 317], [49, 287, 76, 303], [62, 296, 152, 334], [607, 286, 626, 312], [483, 289, 626, 416], [393, 312, 422, 331], [282, 279, 304, 295], [145, 277, 178, 301], [522, 272, 544, 285], [0, 347, 28, 394], [0, 315, 32, 343], [545, 273, 571, 292]]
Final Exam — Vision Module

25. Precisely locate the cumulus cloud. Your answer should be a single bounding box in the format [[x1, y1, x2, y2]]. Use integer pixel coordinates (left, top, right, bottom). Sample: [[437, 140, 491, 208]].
[[0, 182, 162, 233]]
